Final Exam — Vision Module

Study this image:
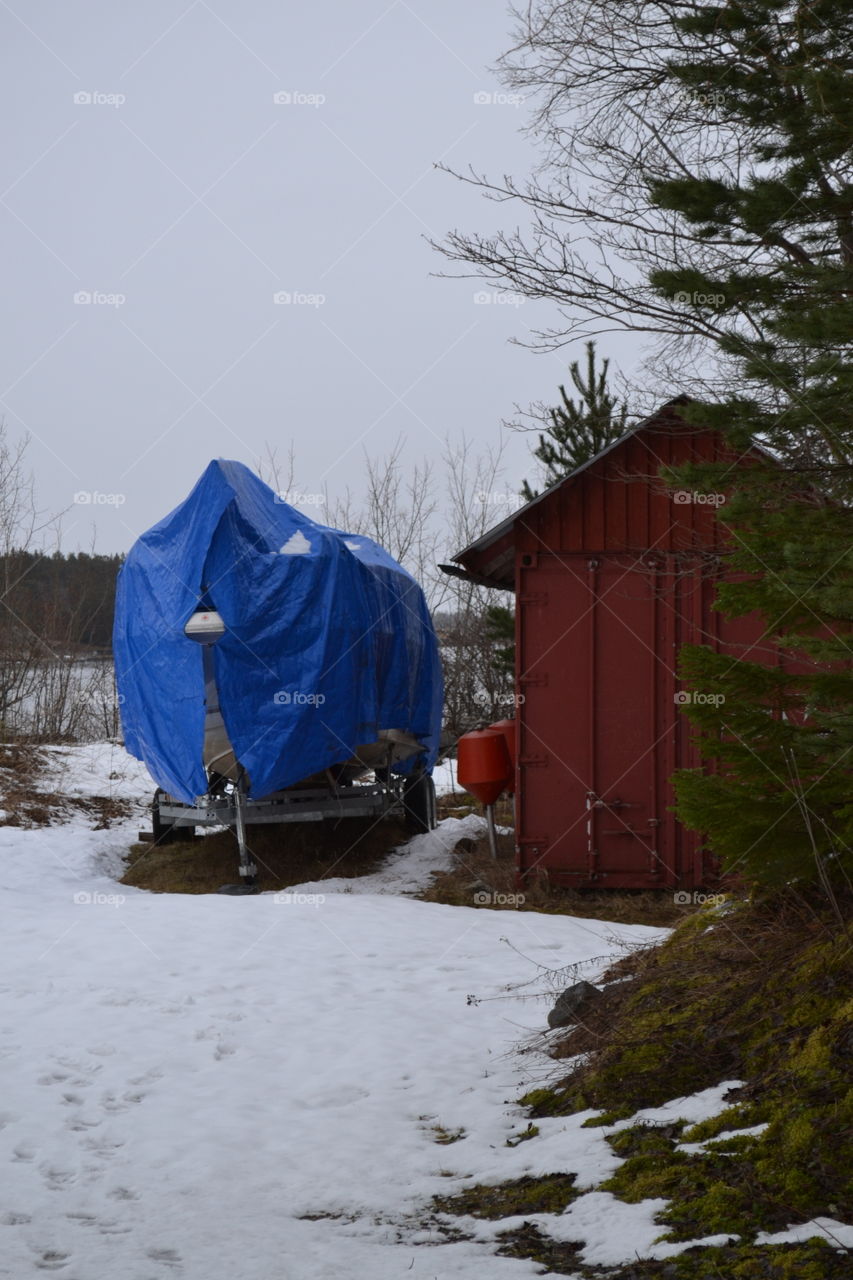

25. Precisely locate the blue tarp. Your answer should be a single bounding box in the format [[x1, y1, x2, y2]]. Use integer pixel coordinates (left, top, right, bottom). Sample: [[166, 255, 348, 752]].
[[113, 460, 444, 802]]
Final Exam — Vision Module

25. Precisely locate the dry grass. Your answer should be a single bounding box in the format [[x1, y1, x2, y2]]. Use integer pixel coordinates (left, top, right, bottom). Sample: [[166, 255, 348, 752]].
[[0, 741, 133, 829], [120, 815, 411, 894], [527, 885, 853, 1112]]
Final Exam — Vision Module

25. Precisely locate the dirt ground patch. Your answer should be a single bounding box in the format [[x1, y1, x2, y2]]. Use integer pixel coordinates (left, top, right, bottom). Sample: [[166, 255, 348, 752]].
[[421, 808, 694, 927], [120, 815, 412, 894]]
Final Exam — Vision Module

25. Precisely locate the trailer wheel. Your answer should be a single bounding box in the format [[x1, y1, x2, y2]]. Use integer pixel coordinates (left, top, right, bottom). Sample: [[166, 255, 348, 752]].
[[151, 789, 187, 845], [403, 770, 437, 834]]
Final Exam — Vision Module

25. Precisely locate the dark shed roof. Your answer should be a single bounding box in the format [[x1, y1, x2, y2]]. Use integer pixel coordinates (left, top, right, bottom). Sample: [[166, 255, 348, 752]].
[[442, 397, 693, 590]]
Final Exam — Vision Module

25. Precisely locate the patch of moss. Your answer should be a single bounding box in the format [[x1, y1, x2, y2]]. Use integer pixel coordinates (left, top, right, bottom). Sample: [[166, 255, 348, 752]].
[[508, 892, 852, 1260], [443, 893, 852, 1275], [546, 893, 851, 1137], [517, 1086, 575, 1117], [505, 1122, 539, 1147], [495, 1222, 585, 1273], [681, 1102, 768, 1143], [580, 1108, 633, 1127], [594, 1012, 850, 1239], [433, 1172, 577, 1220], [606, 1120, 685, 1159], [659, 1243, 853, 1280], [603, 1139, 785, 1240], [492, 1235, 853, 1279], [572, 909, 853, 1244], [749, 997, 853, 1218]]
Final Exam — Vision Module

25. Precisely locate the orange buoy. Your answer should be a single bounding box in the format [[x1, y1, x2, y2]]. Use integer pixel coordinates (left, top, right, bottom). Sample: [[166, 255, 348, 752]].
[[456, 729, 512, 806], [486, 718, 517, 793]]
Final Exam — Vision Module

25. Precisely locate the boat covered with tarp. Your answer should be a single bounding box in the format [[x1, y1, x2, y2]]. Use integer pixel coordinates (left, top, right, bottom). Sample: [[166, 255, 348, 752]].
[[114, 459, 443, 804]]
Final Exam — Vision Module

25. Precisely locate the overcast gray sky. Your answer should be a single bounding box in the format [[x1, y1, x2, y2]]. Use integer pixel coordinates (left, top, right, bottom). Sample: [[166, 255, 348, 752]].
[[0, 0, 641, 556]]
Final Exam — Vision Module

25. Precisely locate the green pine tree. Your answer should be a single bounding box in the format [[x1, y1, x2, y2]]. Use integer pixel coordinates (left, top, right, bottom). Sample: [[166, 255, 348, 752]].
[[645, 3, 853, 893], [484, 603, 515, 675], [521, 342, 627, 501], [439, 0, 853, 894]]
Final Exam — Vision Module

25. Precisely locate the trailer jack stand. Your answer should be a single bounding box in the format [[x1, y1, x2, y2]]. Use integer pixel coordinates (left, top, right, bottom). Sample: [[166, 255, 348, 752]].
[[217, 774, 261, 896], [485, 803, 499, 860]]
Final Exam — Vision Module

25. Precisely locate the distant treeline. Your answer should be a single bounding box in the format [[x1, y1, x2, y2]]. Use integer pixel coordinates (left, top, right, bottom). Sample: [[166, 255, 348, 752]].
[[1, 550, 124, 653]]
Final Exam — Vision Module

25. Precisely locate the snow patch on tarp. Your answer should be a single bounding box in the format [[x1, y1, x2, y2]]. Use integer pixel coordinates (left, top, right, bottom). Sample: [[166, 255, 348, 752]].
[[279, 530, 311, 555], [113, 459, 443, 802]]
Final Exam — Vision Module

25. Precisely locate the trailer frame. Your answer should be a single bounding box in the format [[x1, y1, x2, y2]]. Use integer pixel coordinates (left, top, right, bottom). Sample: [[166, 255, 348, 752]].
[[141, 768, 437, 895]]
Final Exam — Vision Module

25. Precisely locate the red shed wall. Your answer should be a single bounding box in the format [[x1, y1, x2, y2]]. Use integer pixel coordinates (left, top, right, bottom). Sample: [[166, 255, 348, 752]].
[[512, 421, 774, 890]]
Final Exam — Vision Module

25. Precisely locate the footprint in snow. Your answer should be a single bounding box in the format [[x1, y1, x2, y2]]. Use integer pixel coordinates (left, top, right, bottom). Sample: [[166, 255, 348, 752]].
[[12, 1144, 35, 1162], [107, 1186, 139, 1202], [97, 1219, 132, 1236], [0, 1211, 32, 1225], [129, 1068, 163, 1086], [147, 1246, 182, 1269], [39, 1163, 77, 1190], [81, 1135, 125, 1158], [55, 1056, 94, 1073], [100, 1091, 130, 1114], [32, 1250, 71, 1271], [65, 1115, 102, 1133]]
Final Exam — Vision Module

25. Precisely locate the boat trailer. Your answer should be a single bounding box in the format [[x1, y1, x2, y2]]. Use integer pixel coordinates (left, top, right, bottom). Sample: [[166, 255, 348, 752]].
[[139, 765, 437, 896]]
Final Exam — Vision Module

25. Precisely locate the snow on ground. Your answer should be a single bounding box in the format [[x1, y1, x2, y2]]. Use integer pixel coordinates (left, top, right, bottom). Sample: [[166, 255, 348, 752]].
[[21, 742, 462, 805], [3, 808, 653, 1280], [431, 755, 461, 796], [30, 742, 155, 802], [2, 743, 845, 1278], [756, 1219, 853, 1249]]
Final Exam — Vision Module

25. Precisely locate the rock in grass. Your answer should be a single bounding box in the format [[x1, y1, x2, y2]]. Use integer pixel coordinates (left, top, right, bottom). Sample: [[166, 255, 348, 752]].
[[547, 979, 602, 1030]]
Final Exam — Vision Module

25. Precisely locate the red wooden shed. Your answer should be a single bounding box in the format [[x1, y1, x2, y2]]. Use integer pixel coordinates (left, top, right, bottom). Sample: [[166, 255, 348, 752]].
[[448, 399, 777, 891]]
